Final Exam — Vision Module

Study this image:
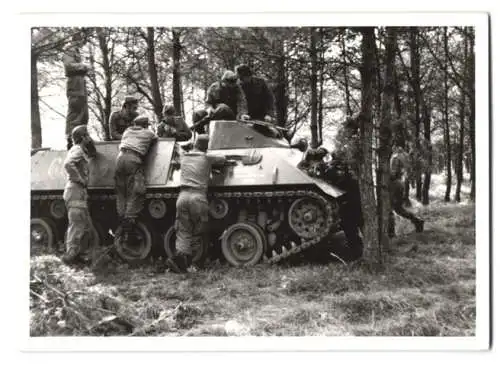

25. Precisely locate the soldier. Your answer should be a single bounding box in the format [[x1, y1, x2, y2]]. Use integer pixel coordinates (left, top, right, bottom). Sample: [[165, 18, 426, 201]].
[[235, 64, 276, 123], [157, 104, 192, 141], [109, 96, 139, 140], [205, 71, 250, 121], [114, 115, 158, 242], [388, 144, 424, 237], [63, 36, 90, 150], [166, 134, 228, 274], [62, 125, 97, 265]]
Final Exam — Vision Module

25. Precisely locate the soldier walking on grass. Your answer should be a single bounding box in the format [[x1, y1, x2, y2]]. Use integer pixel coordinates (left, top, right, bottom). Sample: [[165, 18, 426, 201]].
[[62, 125, 97, 265], [114, 115, 158, 244], [388, 144, 425, 237], [166, 134, 228, 274]]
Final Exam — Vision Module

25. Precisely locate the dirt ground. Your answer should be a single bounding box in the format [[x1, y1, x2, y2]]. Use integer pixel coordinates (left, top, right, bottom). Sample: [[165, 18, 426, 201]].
[[30, 199, 475, 337]]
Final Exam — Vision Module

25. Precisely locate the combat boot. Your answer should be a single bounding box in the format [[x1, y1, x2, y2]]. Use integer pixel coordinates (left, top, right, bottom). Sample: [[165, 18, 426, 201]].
[[62, 247, 80, 265], [166, 253, 192, 274], [415, 219, 425, 233]]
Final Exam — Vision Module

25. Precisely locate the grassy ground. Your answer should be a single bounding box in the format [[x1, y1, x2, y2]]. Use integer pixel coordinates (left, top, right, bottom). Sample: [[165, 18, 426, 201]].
[[30, 175, 475, 337]]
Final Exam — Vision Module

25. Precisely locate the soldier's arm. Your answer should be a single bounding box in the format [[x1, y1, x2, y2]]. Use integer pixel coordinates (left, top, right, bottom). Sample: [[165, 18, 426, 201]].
[[207, 153, 227, 167], [236, 85, 249, 118], [262, 80, 276, 119], [64, 148, 86, 186], [109, 112, 122, 140]]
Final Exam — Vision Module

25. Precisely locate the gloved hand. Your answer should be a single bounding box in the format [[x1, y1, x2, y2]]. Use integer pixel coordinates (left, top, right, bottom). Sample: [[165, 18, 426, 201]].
[[207, 107, 215, 117], [241, 114, 250, 121]]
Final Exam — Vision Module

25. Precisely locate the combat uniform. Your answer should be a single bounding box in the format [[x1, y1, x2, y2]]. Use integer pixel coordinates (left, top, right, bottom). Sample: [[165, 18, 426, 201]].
[[157, 116, 192, 141], [388, 148, 424, 237], [114, 124, 158, 227], [239, 76, 276, 121], [63, 49, 89, 150], [109, 109, 139, 141], [205, 79, 248, 120], [62, 144, 92, 262]]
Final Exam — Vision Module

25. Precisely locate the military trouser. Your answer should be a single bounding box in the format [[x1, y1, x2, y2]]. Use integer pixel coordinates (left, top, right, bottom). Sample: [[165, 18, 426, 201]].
[[115, 150, 146, 222], [63, 183, 93, 257], [175, 189, 209, 256], [388, 177, 423, 237]]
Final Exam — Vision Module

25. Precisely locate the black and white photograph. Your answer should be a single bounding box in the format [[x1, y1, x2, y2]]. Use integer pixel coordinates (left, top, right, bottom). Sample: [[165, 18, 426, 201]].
[[21, 10, 491, 353]]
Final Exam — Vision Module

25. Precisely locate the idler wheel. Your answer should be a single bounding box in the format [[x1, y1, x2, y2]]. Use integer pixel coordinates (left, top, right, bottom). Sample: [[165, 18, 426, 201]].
[[288, 197, 328, 240], [163, 225, 208, 264], [30, 217, 56, 255], [114, 221, 153, 262], [221, 222, 265, 267]]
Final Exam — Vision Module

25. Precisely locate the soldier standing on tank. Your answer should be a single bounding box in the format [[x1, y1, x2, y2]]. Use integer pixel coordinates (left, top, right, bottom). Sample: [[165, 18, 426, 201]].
[[388, 144, 425, 237], [114, 115, 158, 243], [109, 96, 139, 141], [157, 104, 192, 141], [166, 134, 227, 274], [62, 125, 97, 265], [204, 70, 250, 121], [235, 64, 276, 123], [63, 34, 90, 150]]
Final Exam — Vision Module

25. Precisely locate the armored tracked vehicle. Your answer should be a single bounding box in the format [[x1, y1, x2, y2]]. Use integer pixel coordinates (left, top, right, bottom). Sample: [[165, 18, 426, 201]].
[[31, 120, 360, 266]]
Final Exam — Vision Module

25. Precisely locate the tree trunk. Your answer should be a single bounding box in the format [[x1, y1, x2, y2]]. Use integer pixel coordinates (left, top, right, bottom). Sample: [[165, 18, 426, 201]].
[[31, 51, 42, 148], [172, 29, 183, 118], [410, 28, 422, 201], [309, 27, 319, 148], [342, 30, 352, 117], [97, 29, 112, 140], [377, 27, 397, 262], [317, 28, 325, 146], [467, 27, 476, 201], [422, 104, 432, 205], [146, 27, 163, 121], [455, 34, 467, 202], [444, 27, 452, 202], [358, 27, 379, 261], [275, 49, 287, 128]]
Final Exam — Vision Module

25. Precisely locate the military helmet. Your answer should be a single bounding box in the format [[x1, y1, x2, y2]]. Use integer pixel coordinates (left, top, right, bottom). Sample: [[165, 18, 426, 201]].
[[235, 64, 252, 78], [71, 125, 89, 144], [123, 95, 139, 107], [221, 70, 238, 84]]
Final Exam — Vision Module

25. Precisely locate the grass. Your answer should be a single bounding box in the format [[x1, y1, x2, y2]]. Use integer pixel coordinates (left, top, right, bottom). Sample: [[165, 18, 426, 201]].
[[30, 176, 476, 337]]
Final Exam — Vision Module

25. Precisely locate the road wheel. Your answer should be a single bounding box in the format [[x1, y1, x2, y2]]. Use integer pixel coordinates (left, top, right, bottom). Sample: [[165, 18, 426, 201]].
[[221, 222, 265, 267]]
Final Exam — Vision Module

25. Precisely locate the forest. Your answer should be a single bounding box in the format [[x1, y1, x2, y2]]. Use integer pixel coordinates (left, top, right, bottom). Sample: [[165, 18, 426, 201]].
[[31, 26, 475, 255]]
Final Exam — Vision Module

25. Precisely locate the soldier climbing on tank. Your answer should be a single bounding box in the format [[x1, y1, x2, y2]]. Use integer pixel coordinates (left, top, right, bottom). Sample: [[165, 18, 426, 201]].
[[61, 125, 97, 265], [235, 64, 276, 123], [388, 144, 425, 237], [114, 115, 158, 247], [157, 104, 192, 141], [63, 33, 90, 150], [166, 134, 228, 274], [109, 96, 139, 141]]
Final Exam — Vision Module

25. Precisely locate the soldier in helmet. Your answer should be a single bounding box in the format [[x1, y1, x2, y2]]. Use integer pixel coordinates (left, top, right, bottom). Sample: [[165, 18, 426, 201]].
[[63, 37, 90, 150], [205, 71, 250, 121], [166, 134, 228, 274], [114, 115, 158, 242], [62, 125, 97, 265], [388, 144, 425, 237], [157, 104, 192, 141], [235, 64, 276, 123], [109, 96, 139, 140]]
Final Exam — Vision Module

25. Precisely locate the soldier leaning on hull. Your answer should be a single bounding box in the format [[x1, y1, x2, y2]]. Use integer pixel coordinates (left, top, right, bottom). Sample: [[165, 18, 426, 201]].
[[114, 116, 158, 244], [166, 134, 228, 274], [109, 96, 139, 141], [157, 104, 192, 141], [62, 125, 97, 265], [388, 144, 425, 237], [235, 64, 276, 123]]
